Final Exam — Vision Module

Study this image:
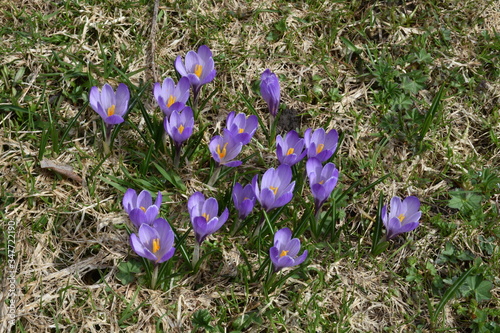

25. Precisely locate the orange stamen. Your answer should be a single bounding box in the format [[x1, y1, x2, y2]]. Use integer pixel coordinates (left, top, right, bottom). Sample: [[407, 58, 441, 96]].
[[279, 250, 289, 257], [152, 238, 161, 253], [269, 186, 278, 195], [398, 214, 405, 222], [194, 64, 203, 77], [178, 124, 185, 134], [238, 128, 244, 134], [316, 144, 324, 154], [167, 95, 176, 107], [107, 105, 116, 117], [216, 142, 228, 159], [286, 148, 295, 155], [140, 206, 146, 212], [202, 213, 210, 222]]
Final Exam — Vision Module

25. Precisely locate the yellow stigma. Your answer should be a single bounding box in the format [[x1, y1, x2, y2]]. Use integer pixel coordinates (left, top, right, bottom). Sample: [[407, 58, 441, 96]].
[[398, 214, 406, 222], [316, 143, 324, 154], [167, 95, 176, 107], [107, 104, 116, 117], [238, 128, 244, 134], [286, 148, 295, 155], [269, 186, 278, 195], [279, 250, 289, 257], [178, 124, 185, 134], [216, 142, 228, 159], [202, 213, 210, 221], [152, 238, 161, 253], [194, 64, 203, 77], [140, 206, 146, 212], [319, 180, 324, 185]]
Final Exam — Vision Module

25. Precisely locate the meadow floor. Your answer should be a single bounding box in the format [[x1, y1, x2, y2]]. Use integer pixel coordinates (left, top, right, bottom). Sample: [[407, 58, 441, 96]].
[[1, 0, 499, 332]]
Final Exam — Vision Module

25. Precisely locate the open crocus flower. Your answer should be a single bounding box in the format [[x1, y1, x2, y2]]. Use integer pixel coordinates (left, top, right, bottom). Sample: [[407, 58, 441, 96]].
[[306, 158, 339, 212], [276, 130, 307, 166], [232, 183, 256, 220], [89, 83, 130, 125], [303, 128, 339, 163], [123, 189, 162, 228], [260, 69, 280, 117], [174, 45, 216, 97], [209, 130, 243, 167], [130, 218, 176, 264], [153, 77, 190, 117], [164, 106, 194, 148], [252, 165, 295, 212], [225, 111, 258, 145], [188, 192, 229, 244], [382, 196, 421, 240], [270, 228, 308, 272]]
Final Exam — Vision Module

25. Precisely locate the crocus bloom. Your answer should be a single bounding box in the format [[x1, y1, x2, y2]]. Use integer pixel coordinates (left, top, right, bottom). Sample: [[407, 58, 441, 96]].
[[260, 69, 280, 117], [208, 130, 243, 167], [232, 183, 256, 220], [303, 128, 339, 162], [188, 192, 229, 244], [381, 196, 421, 240], [276, 130, 307, 166], [270, 228, 308, 272], [252, 165, 295, 212], [153, 77, 190, 117], [225, 111, 258, 145], [164, 106, 194, 147], [306, 158, 339, 211], [89, 83, 130, 125], [123, 189, 162, 228], [130, 218, 176, 264], [174, 45, 216, 96]]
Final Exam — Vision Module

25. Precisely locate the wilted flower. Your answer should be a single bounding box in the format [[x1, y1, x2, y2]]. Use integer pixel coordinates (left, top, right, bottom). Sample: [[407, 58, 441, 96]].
[[130, 218, 176, 264], [209, 130, 243, 167], [164, 106, 194, 148], [303, 128, 339, 162], [188, 192, 229, 244], [260, 69, 280, 117], [225, 111, 258, 145], [153, 77, 190, 117], [232, 183, 256, 220], [270, 228, 308, 272], [123, 189, 162, 228], [89, 83, 130, 125], [276, 130, 307, 166], [174, 45, 216, 97], [306, 158, 339, 212], [252, 165, 295, 212], [382, 196, 421, 240]]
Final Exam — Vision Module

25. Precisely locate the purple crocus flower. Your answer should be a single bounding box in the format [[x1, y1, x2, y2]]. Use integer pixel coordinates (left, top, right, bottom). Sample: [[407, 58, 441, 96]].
[[123, 189, 162, 228], [270, 228, 308, 272], [89, 83, 130, 125], [276, 130, 307, 166], [130, 218, 176, 264], [260, 69, 280, 117], [153, 77, 190, 117], [164, 106, 194, 148], [225, 111, 258, 145], [306, 158, 339, 211], [382, 196, 421, 240], [174, 45, 216, 97], [188, 192, 229, 244], [209, 130, 243, 167], [252, 165, 295, 212], [232, 183, 256, 220], [303, 128, 339, 162]]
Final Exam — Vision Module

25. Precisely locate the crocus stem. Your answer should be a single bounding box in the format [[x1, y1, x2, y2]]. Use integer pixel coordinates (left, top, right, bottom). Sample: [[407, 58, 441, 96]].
[[192, 241, 201, 267], [103, 124, 113, 155], [263, 265, 277, 297], [252, 214, 266, 237], [173, 144, 182, 168], [231, 216, 241, 236], [207, 165, 222, 187], [151, 264, 159, 289]]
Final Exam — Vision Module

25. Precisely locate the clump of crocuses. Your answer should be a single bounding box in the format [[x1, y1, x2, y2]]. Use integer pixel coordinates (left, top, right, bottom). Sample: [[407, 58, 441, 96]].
[[270, 228, 308, 272], [123, 189, 162, 228], [382, 196, 421, 240]]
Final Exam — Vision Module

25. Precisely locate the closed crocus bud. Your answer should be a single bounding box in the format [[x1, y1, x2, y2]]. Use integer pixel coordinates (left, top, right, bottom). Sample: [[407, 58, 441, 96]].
[[208, 129, 243, 167], [260, 69, 280, 117], [382, 196, 421, 240], [306, 158, 339, 212], [276, 130, 307, 166], [89, 83, 130, 125], [153, 77, 190, 117], [188, 192, 229, 244], [232, 183, 256, 220], [174, 45, 216, 97], [130, 218, 176, 264], [164, 106, 194, 148], [303, 128, 338, 163], [225, 111, 258, 145], [270, 228, 308, 272], [122, 189, 162, 228], [252, 165, 295, 212]]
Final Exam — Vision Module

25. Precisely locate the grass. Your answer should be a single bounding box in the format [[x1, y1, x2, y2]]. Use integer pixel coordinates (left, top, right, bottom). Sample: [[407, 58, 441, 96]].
[[1, 0, 499, 332]]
